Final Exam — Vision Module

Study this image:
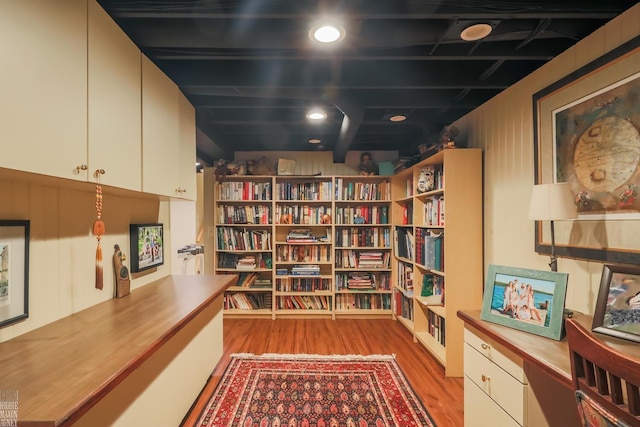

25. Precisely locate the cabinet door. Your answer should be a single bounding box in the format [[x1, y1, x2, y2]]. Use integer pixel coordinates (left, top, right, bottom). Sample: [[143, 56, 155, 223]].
[[142, 55, 180, 197], [0, 0, 87, 180], [464, 376, 521, 427], [88, 0, 142, 191], [177, 91, 196, 200]]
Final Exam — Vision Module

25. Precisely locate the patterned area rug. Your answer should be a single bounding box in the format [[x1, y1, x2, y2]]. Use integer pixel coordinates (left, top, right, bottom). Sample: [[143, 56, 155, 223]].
[[195, 353, 435, 427]]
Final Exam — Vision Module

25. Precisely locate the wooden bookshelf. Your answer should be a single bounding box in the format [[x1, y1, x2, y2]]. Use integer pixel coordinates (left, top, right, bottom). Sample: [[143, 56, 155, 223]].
[[390, 149, 483, 377]]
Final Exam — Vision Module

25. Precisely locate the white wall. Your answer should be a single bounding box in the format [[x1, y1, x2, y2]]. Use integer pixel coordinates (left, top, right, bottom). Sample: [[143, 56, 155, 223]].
[[454, 4, 640, 314], [0, 175, 174, 342]]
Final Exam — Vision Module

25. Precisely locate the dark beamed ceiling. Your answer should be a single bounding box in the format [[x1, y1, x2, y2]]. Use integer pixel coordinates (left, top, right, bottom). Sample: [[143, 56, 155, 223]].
[[97, 0, 636, 165]]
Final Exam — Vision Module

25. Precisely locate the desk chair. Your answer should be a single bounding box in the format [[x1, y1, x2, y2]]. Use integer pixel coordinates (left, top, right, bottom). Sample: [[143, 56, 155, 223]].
[[566, 318, 640, 427]]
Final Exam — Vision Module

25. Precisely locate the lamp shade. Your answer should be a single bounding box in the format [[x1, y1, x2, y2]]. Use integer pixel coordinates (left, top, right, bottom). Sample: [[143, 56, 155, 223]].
[[528, 183, 578, 220]]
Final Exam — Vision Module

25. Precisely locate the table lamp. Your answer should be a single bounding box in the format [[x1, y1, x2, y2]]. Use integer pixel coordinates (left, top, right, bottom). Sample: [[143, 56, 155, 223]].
[[528, 183, 578, 271]]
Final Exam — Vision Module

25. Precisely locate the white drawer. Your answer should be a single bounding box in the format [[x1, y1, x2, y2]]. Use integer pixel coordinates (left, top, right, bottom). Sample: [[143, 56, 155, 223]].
[[464, 343, 526, 425], [464, 327, 525, 383], [464, 376, 521, 427]]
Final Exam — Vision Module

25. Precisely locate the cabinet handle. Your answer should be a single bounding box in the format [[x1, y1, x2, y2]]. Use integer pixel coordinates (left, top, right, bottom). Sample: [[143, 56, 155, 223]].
[[481, 374, 490, 382], [176, 187, 187, 194], [94, 169, 106, 178], [74, 164, 88, 175], [481, 343, 490, 350]]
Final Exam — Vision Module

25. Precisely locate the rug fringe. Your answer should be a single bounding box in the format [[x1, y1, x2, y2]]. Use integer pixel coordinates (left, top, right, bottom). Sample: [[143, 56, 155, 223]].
[[230, 353, 396, 360]]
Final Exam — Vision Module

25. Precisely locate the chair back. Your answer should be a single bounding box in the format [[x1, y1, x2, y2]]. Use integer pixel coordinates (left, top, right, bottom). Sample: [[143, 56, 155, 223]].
[[566, 318, 640, 427]]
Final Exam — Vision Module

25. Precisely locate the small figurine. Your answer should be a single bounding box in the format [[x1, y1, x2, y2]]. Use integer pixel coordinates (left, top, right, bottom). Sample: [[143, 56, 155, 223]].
[[320, 214, 332, 224], [214, 159, 228, 183], [358, 152, 379, 176]]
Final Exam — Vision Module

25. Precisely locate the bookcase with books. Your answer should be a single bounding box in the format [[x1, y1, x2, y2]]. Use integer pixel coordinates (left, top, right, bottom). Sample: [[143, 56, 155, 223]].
[[391, 149, 483, 377], [334, 176, 393, 317], [212, 175, 275, 318], [273, 176, 334, 317], [390, 167, 415, 330]]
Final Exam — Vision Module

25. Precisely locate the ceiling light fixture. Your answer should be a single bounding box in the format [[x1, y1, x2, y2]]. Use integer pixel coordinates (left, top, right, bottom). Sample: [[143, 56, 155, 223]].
[[310, 21, 345, 44], [389, 115, 407, 122], [309, 138, 321, 144], [460, 23, 492, 41], [306, 110, 327, 120]]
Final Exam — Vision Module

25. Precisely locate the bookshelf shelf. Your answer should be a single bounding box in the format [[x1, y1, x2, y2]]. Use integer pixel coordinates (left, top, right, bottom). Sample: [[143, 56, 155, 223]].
[[391, 148, 483, 377]]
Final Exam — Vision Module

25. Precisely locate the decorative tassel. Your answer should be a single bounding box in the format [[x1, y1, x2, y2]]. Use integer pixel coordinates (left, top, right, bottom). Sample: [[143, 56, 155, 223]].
[[94, 184, 105, 289], [95, 240, 103, 290]]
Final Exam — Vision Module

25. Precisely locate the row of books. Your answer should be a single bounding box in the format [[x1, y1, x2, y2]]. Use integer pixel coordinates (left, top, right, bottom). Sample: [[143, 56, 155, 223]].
[[334, 179, 391, 201], [394, 227, 414, 260], [217, 227, 272, 251], [276, 295, 331, 310], [275, 205, 331, 225], [335, 227, 391, 248], [224, 292, 272, 310], [276, 277, 331, 292], [275, 245, 331, 263], [335, 272, 391, 291], [291, 264, 321, 275], [285, 228, 317, 242], [335, 250, 390, 269], [275, 181, 332, 201], [218, 181, 272, 201], [217, 252, 272, 269], [217, 204, 271, 225], [393, 290, 414, 321], [423, 197, 445, 227], [397, 260, 414, 293], [415, 229, 444, 271], [334, 205, 389, 225], [400, 204, 413, 225], [428, 310, 446, 347], [335, 293, 392, 310]]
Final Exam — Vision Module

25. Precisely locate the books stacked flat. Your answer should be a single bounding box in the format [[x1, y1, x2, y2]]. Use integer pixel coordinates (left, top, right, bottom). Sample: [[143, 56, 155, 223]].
[[347, 272, 375, 290], [291, 264, 320, 275], [357, 252, 389, 269], [286, 229, 317, 243], [236, 255, 256, 270]]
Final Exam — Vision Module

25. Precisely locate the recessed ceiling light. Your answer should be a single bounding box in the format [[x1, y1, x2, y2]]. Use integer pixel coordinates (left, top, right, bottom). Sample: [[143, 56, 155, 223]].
[[460, 23, 492, 41], [310, 22, 345, 44], [306, 110, 327, 120], [309, 138, 321, 144], [389, 115, 407, 122]]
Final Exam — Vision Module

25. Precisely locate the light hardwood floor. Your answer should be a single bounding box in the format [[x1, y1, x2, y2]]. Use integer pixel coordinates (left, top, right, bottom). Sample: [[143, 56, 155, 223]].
[[181, 318, 464, 426]]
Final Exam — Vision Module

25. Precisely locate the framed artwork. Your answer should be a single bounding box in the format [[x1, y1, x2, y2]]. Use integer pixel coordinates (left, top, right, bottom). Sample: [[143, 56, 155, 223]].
[[592, 264, 640, 343], [533, 35, 640, 265], [0, 220, 30, 328], [481, 264, 568, 340]]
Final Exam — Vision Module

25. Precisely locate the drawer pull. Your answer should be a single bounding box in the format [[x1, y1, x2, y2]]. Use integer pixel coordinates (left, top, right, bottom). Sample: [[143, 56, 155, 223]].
[[481, 343, 490, 350], [481, 375, 490, 382]]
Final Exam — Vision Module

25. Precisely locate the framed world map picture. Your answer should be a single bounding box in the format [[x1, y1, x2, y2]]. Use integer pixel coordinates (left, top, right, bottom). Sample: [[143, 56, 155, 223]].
[[533, 35, 640, 265]]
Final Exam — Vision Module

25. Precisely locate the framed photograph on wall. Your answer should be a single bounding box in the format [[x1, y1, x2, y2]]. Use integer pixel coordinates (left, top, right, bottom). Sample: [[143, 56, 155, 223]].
[[593, 264, 640, 343], [0, 220, 30, 328], [532, 35, 640, 265], [480, 264, 568, 340]]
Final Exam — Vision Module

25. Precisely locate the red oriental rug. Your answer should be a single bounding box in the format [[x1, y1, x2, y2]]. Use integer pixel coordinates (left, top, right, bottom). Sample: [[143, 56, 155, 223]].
[[194, 353, 436, 427]]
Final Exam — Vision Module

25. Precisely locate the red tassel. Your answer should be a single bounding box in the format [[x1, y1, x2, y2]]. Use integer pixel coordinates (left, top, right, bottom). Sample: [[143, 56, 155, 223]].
[[95, 242, 103, 290]]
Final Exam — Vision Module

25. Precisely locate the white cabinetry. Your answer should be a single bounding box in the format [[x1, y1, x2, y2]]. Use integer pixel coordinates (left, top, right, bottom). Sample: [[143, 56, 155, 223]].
[[142, 56, 194, 199], [88, 0, 142, 191], [464, 327, 547, 427], [0, 0, 87, 180]]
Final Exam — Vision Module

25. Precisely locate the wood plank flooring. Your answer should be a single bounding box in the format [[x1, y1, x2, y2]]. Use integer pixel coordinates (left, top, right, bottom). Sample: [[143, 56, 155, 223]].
[[181, 318, 464, 426]]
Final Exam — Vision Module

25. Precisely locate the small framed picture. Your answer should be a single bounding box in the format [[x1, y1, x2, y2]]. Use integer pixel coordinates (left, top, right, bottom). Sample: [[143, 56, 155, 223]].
[[592, 264, 640, 343], [0, 220, 30, 328], [480, 264, 569, 340]]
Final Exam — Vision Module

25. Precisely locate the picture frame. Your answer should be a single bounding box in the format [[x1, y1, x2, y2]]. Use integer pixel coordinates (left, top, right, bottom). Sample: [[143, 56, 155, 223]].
[[0, 220, 30, 328], [592, 264, 640, 343], [532, 35, 640, 265], [480, 264, 568, 340]]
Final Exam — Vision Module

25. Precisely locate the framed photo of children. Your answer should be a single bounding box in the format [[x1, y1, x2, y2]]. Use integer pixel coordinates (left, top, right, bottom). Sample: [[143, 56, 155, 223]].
[[592, 264, 640, 343], [480, 264, 569, 340]]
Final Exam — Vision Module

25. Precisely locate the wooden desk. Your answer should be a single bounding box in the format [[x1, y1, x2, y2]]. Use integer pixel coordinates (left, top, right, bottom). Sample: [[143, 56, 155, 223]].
[[458, 309, 640, 427], [0, 274, 235, 427]]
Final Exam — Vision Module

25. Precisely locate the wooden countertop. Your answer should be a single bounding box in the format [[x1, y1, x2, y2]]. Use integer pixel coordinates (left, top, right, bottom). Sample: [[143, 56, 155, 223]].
[[457, 309, 640, 388], [0, 274, 235, 426]]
